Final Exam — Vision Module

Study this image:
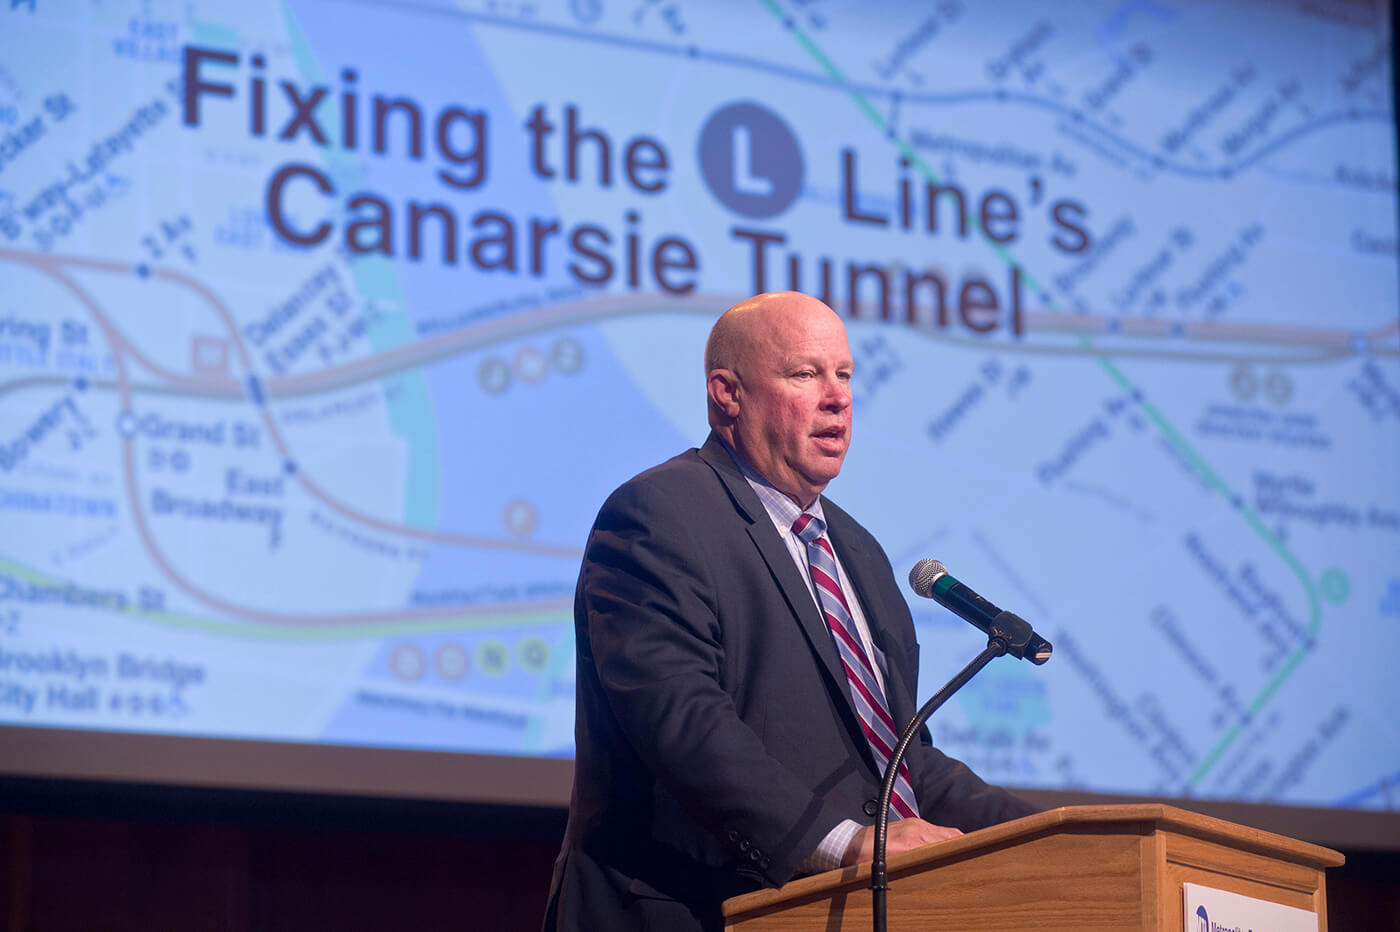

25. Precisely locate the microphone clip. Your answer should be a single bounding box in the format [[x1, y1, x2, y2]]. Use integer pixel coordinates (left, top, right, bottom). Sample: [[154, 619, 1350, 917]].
[[986, 610, 1034, 660]]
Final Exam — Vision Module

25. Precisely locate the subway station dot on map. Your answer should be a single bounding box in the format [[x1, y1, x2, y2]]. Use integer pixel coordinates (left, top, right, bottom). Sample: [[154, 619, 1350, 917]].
[[1104, 317, 1120, 333], [1169, 322, 1185, 338], [1130, 389, 1143, 403], [135, 264, 150, 278], [434, 643, 469, 681], [116, 412, 137, 436], [551, 337, 585, 374], [1319, 567, 1350, 604], [390, 644, 425, 681], [284, 460, 297, 475], [476, 639, 508, 675], [514, 346, 548, 383], [1230, 494, 1243, 510], [478, 357, 511, 394], [519, 637, 550, 672], [1352, 333, 1367, 353], [73, 376, 87, 391]]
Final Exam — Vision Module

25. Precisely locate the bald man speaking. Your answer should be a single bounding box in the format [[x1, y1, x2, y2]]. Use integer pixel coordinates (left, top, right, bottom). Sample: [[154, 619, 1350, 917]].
[[543, 293, 1036, 931]]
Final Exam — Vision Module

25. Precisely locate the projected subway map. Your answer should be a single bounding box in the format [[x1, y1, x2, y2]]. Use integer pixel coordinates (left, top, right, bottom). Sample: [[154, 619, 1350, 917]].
[[0, 0, 1397, 812]]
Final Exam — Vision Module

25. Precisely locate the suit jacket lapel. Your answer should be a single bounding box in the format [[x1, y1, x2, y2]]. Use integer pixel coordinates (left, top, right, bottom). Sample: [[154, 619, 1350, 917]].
[[697, 435, 851, 699]]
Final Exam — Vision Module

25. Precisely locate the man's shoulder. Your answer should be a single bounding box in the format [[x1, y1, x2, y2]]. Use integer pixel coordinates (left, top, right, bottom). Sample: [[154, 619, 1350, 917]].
[[609, 435, 743, 501], [611, 446, 713, 498], [634, 445, 712, 481], [593, 444, 728, 520]]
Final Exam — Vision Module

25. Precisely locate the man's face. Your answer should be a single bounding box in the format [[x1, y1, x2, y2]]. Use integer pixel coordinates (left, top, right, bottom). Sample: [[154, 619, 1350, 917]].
[[730, 301, 853, 507]]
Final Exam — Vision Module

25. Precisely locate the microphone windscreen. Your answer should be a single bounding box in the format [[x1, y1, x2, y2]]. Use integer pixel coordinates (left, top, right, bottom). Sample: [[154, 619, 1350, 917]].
[[908, 559, 948, 598]]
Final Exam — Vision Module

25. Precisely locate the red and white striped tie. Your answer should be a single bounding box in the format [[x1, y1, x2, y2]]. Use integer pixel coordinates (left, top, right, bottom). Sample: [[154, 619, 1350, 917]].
[[792, 513, 919, 820]]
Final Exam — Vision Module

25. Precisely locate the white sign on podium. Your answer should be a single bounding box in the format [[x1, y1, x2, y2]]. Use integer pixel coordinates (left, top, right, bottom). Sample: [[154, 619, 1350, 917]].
[[1183, 882, 1319, 932]]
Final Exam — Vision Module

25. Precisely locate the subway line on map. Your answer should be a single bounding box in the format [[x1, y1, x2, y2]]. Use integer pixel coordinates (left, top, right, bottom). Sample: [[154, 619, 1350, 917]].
[[3, 250, 578, 628]]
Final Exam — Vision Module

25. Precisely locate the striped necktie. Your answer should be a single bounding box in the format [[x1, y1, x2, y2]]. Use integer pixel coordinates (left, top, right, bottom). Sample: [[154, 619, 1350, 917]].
[[791, 513, 919, 820]]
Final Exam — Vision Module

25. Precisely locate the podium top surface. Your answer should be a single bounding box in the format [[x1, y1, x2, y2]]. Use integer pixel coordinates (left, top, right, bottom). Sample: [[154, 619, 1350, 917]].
[[722, 803, 1344, 919]]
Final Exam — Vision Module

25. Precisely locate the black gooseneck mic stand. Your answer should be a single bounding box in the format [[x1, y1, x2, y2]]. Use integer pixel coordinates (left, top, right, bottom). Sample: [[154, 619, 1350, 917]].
[[870, 611, 1037, 932]]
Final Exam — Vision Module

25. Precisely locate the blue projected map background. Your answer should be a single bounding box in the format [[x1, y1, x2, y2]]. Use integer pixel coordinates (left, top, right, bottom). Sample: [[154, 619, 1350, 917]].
[[1, 0, 1397, 814]]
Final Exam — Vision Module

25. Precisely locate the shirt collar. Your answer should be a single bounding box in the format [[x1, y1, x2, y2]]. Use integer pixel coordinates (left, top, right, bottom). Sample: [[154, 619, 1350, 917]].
[[718, 439, 826, 534]]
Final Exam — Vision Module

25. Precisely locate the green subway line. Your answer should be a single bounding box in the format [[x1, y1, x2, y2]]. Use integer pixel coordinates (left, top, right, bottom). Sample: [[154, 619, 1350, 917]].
[[766, 0, 886, 131], [760, 1, 1321, 788]]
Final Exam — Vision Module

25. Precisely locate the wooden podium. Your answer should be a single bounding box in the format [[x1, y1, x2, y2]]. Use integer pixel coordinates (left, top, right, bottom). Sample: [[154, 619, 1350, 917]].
[[723, 804, 1343, 931]]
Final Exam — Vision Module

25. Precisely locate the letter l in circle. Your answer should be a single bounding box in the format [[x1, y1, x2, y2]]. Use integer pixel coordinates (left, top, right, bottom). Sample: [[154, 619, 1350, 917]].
[[731, 125, 773, 196]]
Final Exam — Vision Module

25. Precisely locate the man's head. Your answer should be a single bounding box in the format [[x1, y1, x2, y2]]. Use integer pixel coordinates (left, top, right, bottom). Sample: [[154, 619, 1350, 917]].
[[705, 292, 854, 508]]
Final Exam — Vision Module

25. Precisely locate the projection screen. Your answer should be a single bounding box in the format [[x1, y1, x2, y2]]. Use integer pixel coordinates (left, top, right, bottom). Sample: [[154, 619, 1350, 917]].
[[1, 0, 1397, 846]]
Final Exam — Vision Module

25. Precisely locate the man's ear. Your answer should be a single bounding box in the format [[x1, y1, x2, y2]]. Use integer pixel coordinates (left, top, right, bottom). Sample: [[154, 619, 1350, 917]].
[[707, 368, 741, 421]]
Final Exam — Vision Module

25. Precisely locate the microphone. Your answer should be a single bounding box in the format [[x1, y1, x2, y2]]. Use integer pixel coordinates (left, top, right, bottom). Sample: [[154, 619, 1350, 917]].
[[908, 559, 1052, 664]]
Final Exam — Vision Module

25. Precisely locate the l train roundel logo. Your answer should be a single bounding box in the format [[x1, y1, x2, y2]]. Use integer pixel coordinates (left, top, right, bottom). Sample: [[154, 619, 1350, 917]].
[[698, 101, 804, 219]]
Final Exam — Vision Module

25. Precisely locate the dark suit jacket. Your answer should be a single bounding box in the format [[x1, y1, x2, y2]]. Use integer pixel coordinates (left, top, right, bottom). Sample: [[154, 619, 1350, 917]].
[[544, 435, 1036, 931]]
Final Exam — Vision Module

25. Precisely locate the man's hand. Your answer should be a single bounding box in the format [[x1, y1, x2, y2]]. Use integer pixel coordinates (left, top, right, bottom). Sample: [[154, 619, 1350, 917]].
[[840, 818, 963, 866]]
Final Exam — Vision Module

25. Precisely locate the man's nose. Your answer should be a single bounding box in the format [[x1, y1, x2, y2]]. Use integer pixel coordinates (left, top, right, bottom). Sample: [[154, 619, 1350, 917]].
[[821, 374, 851, 408]]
